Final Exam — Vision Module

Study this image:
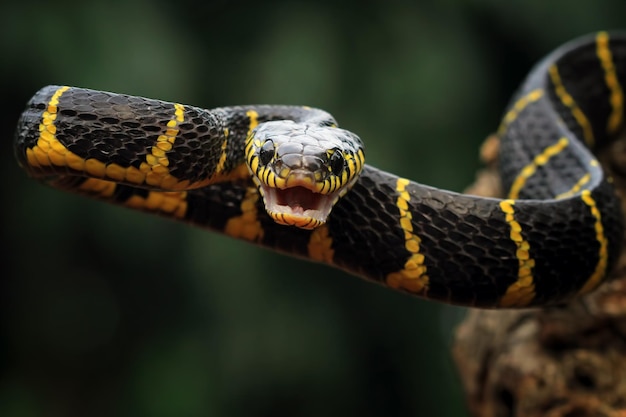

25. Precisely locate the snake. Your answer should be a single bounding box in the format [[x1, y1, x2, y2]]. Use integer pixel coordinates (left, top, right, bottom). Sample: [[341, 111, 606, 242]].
[[14, 31, 626, 308]]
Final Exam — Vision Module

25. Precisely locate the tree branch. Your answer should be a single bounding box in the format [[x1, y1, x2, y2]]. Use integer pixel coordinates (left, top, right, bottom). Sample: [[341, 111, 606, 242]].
[[452, 134, 626, 417]]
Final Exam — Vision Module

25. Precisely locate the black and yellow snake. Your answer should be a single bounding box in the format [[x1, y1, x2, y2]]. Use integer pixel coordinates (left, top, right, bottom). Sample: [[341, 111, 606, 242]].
[[14, 31, 626, 308]]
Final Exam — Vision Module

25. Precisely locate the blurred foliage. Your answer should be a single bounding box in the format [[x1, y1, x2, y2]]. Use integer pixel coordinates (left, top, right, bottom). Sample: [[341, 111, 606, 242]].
[[1, 0, 624, 416]]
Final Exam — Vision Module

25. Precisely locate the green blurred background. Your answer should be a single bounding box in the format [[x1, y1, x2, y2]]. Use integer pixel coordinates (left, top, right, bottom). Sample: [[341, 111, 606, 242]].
[[1, 1, 624, 416]]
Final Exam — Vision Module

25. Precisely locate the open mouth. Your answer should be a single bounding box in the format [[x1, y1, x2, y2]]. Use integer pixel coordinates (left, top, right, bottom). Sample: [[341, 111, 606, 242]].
[[261, 185, 337, 229]]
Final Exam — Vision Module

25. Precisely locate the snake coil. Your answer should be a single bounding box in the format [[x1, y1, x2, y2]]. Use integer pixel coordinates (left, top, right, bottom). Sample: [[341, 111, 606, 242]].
[[14, 31, 626, 308]]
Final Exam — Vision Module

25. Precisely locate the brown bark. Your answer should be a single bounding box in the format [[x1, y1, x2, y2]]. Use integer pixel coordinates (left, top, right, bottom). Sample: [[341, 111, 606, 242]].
[[452, 134, 626, 417]]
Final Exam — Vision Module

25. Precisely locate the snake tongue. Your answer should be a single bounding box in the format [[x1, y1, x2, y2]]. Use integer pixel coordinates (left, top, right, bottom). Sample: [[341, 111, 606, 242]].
[[262, 185, 335, 229]]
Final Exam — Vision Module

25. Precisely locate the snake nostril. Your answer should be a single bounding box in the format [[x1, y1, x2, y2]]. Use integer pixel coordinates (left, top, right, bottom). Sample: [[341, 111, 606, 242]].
[[303, 155, 323, 173], [281, 153, 303, 169]]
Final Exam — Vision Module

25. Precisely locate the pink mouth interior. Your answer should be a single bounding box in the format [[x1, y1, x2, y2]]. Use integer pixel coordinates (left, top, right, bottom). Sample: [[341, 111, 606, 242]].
[[262, 185, 336, 224], [275, 186, 324, 213]]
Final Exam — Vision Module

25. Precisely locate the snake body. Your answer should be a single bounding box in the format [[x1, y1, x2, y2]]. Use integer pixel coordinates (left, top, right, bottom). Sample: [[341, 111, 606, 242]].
[[14, 32, 626, 308]]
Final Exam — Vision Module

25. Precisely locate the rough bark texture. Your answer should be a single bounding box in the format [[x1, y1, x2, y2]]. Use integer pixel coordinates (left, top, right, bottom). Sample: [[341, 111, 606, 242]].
[[452, 134, 626, 417]]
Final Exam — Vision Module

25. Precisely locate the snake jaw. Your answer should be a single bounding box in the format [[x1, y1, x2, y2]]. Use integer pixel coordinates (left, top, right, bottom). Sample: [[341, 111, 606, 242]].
[[259, 183, 338, 230]]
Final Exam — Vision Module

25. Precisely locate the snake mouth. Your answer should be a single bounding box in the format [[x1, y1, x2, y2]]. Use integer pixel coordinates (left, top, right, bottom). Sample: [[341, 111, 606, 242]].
[[261, 185, 336, 229]]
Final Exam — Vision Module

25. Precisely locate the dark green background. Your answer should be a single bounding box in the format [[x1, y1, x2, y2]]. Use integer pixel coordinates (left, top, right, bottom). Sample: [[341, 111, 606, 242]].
[[2, 1, 624, 416]]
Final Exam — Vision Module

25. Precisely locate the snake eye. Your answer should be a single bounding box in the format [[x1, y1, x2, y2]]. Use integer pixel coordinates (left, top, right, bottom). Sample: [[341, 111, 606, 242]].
[[259, 140, 275, 165], [329, 149, 345, 176]]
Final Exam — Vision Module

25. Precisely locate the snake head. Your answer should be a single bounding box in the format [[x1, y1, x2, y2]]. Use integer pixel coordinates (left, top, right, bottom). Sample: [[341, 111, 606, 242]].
[[245, 120, 364, 229]]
